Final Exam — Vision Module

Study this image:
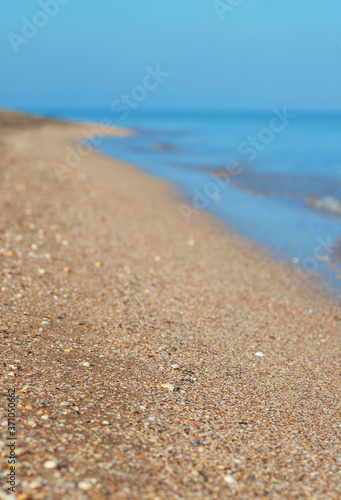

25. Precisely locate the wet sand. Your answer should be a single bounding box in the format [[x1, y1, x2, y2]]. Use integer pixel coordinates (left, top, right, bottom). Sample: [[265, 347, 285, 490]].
[[0, 111, 340, 499]]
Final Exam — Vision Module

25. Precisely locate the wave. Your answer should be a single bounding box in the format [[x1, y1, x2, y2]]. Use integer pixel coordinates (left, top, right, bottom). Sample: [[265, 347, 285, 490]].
[[305, 195, 341, 215]]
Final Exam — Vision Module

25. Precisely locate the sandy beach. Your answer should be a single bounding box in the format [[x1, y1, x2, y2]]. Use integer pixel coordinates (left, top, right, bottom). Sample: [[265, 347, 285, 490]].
[[0, 111, 340, 499]]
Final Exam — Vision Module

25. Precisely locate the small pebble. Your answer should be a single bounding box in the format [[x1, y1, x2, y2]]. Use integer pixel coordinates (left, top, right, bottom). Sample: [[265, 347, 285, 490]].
[[223, 474, 237, 484], [28, 480, 42, 489], [255, 352, 264, 357], [44, 460, 57, 469], [160, 383, 175, 391], [78, 481, 93, 490], [81, 361, 91, 367]]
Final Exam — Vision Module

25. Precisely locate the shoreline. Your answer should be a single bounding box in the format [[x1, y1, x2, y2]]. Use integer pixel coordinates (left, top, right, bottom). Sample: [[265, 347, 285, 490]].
[[91, 114, 341, 296], [1, 110, 340, 499]]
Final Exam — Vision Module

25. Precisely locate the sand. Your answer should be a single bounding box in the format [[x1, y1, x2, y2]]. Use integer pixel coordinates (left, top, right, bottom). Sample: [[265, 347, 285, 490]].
[[0, 110, 340, 499]]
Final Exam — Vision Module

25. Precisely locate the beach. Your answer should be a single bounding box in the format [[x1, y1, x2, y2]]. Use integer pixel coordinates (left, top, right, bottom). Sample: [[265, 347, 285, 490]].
[[0, 111, 340, 499]]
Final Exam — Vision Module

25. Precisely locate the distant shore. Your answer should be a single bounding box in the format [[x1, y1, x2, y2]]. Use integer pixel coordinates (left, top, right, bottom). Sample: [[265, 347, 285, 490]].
[[1, 110, 340, 499]]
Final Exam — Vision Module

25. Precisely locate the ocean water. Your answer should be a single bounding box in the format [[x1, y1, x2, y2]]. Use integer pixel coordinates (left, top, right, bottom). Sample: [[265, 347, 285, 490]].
[[36, 108, 341, 292]]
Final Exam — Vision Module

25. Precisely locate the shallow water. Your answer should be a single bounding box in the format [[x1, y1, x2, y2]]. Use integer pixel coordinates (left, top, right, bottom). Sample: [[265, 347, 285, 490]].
[[31, 108, 341, 293]]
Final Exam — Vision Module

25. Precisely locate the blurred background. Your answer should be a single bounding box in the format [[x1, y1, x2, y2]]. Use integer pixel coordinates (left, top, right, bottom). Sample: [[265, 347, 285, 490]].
[[2, 0, 341, 289]]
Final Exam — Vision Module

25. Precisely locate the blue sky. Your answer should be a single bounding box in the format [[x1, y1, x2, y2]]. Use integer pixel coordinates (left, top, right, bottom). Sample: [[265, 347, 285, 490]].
[[1, 0, 341, 112]]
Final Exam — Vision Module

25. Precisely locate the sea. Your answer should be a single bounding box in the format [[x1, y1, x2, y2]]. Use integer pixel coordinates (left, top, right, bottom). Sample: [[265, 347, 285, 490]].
[[29, 108, 341, 295]]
